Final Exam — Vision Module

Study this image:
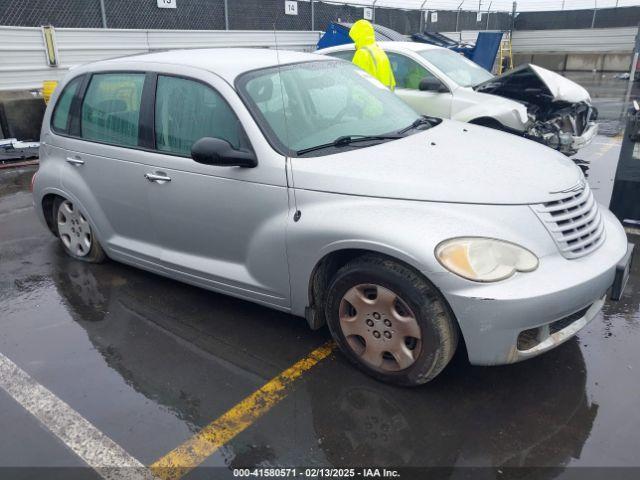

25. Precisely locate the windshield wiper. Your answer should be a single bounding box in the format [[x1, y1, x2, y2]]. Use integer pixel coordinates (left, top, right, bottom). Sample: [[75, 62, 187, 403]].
[[295, 134, 402, 156], [397, 116, 435, 135]]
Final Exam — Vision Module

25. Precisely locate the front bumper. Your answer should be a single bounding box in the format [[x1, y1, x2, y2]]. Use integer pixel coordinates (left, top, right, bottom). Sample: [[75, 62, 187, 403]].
[[432, 209, 628, 366], [570, 121, 598, 152]]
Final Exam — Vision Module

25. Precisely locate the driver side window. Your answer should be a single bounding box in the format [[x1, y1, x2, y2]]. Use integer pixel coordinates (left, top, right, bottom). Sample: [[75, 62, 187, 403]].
[[154, 75, 248, 156], [387, 52, 439, 91]]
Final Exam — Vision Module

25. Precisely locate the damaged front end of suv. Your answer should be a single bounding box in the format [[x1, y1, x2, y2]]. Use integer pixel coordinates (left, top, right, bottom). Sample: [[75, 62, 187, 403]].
[[476, 64, 598, 156]]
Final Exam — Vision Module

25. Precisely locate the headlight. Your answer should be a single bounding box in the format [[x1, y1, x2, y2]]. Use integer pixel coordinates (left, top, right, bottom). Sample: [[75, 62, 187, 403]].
[[435, 237, 539, 282]]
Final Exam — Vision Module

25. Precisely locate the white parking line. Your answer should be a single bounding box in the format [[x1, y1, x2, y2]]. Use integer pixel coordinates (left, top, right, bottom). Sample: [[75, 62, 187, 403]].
[[0, 352, 156, 480]]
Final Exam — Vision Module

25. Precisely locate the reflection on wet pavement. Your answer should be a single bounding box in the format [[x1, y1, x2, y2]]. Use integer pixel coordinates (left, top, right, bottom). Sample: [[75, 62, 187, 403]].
[[1, 165, 639, 475]]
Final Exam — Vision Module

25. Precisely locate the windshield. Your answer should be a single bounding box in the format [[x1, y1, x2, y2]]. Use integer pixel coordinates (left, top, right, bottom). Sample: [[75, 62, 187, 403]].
[[237, 60, 421, 156], [418, 49, 493, 88]]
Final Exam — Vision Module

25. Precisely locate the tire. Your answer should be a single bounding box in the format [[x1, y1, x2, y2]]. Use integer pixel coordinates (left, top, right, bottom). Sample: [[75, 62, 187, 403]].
[[52, 197, 105, 263], [325, 254, 458, 386]]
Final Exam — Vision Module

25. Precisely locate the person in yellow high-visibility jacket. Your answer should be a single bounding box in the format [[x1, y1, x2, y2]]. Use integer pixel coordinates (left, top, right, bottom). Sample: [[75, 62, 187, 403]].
[[349, 19, 396, 91]]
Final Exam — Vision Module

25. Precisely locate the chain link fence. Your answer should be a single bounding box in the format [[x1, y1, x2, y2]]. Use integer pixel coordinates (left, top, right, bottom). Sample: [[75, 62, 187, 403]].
[[0, 0, 637, 33]]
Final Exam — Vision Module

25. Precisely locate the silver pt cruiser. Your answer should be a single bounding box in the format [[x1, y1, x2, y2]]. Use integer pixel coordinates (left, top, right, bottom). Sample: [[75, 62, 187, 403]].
[[33, 49, 633, 386]]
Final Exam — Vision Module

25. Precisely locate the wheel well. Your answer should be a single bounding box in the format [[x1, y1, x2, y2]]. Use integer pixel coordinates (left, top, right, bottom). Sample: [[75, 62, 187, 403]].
[[307, 249, 426, 330], [42, 193, 63, 235]]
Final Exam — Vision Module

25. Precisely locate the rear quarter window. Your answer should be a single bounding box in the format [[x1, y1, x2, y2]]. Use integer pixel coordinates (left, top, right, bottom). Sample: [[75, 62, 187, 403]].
[[51, 77, 82, 134]]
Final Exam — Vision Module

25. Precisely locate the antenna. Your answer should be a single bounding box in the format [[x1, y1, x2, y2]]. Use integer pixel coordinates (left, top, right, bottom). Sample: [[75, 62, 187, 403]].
[[273, 10, 300, 217]]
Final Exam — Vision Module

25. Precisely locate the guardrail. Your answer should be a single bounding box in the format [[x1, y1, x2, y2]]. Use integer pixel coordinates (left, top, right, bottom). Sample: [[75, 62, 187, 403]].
[[0, 26, 322, 91]]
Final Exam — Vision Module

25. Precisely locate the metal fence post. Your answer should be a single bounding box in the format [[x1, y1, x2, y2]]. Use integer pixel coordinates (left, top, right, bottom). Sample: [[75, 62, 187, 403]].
[[511, 1, 517, 34], [419, 0, 428, 33], [372, 0, 378, 24], [311, 0, 315, 31], [591, 0, 597, 28], [99, 0, 107, 28], [224, 0, 229, 30]]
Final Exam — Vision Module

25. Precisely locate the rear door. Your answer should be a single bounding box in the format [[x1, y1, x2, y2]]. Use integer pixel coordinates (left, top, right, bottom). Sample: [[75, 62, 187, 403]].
[[386, 51, 452, 118], [58, 71, 161, 264], [140, 71, 291, 308]]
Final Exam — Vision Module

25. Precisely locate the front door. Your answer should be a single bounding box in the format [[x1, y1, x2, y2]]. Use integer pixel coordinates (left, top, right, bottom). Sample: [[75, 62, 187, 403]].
[[387, 52, 452, 118], [142, 73, 291, 308]]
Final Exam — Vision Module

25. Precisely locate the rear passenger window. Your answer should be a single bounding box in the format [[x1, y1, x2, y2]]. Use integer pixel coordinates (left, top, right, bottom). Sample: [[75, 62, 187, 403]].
[[81, 73, 145, 147], [155, 75, 247, 156], [51, 76, 82, 133]]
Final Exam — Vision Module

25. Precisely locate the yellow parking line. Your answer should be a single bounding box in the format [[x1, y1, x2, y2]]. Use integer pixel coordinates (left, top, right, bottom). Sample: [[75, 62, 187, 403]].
[[150, 341, 336, 480]]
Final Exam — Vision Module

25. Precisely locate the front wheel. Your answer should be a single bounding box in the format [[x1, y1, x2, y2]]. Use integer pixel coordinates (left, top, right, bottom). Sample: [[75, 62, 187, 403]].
[[53, 197, 105, 263], [325, 255, 458, 386]]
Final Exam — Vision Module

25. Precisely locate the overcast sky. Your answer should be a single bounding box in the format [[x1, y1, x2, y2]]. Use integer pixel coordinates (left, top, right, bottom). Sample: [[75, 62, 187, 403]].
[[323, 0, 640, 12]]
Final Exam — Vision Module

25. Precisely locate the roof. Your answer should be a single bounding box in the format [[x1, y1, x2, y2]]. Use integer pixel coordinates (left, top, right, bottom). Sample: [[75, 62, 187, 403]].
[[336, 22, 409, 42], [85, 48, 327, 83], [317, 41, 441, 54]]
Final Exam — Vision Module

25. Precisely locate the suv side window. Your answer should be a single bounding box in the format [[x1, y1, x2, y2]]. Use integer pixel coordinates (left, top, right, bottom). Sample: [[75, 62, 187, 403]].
[[387, 52, 440, 90], [326, 50, 355, 62], [81, 73, 145, 147], [51, 76, 82, 134], [154, 75, 247, 156]]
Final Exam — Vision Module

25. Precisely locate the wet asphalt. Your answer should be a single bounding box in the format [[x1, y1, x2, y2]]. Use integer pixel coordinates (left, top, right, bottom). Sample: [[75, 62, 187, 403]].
[[1, 79, 640, 479]]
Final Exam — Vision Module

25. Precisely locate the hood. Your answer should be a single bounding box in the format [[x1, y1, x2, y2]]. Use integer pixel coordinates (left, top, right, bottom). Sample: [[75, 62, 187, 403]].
[[475, 64, 591, 104], [290, 120, 583, 205], [349, 19, 376, 49]]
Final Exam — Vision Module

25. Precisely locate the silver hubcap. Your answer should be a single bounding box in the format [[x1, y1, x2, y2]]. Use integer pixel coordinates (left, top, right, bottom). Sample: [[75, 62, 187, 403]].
[[339, 284, 422, 372], [57, 200, 92, 257]]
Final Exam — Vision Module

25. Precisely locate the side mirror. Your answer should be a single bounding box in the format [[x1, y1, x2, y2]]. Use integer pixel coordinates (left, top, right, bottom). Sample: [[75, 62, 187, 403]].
[[191, 137, 257, 168], [419, 77, 448, 93]]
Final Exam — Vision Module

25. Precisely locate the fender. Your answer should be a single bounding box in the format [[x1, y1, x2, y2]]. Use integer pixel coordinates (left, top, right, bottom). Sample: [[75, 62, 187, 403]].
[[452, 101, 528, 132]]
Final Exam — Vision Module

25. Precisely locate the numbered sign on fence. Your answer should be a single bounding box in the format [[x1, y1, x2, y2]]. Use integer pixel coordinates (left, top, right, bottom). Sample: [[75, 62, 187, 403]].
[[364, 8, 373, 20], [477, 11, 483, 22], [157, 0, 176, 8], [285, 1, 298, 16], [431, 11, 438, 23]]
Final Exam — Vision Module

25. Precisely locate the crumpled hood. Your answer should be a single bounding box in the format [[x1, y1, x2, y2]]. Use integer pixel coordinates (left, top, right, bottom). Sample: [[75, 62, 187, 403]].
[[349, 19, 375, 49], [475, 64, 591, 104], [291, 120, 583, 205]]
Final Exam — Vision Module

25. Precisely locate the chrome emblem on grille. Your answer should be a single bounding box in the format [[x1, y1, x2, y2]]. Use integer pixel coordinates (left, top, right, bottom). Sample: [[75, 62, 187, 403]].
[[550, 178, 586, 195]]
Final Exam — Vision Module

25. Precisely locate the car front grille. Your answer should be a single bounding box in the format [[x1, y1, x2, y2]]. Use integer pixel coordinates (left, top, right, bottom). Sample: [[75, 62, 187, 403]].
[[532, 183, 605, 259]]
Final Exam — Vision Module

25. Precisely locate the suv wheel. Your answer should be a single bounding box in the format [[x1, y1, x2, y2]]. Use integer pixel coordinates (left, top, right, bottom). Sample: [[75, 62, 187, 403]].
[[326, 255, 458, 386], [53, 197, 105, 263]]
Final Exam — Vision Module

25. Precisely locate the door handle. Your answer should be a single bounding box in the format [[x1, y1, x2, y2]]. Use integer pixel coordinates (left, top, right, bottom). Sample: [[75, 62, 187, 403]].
[[66, 156, 84, 166], [144, 172, 172, 183]]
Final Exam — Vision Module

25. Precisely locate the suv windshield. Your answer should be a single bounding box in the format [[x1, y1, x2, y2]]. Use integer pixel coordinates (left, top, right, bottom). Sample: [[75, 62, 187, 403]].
[[418, 49, 493, 88], [237, 60, 422, 156]]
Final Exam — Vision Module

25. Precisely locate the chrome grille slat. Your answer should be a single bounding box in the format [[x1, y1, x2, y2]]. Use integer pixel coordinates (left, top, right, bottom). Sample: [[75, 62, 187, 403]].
[[558, 219, 605, 252], [536, 187, 590, 213], [548, 206, 599, 234], [542, 194, 594, 223], [531, 183, 605, 259]]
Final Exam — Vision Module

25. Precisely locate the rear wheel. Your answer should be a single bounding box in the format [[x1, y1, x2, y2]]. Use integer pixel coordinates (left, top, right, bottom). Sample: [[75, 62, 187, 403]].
[[53, 197, 105, 263], [325, 255, 458, 386]]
